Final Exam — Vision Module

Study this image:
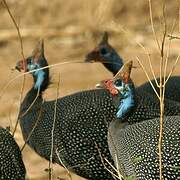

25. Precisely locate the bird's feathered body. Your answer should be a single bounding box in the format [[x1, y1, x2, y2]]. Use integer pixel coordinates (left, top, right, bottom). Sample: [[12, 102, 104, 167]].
[[108, 116, 180, 180], [103, 61, 180, 180], [0, 127, 26, 180], [19, 86, 180, 179], [85, 32, 180, 103], [17, 41, 180, 180], [137, 76, 180, 102]]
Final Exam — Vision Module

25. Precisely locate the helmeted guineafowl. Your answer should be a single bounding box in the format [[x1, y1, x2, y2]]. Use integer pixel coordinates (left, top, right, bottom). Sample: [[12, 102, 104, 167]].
[[0, 127, 26, 180], [16, 40, 117, 180], [85, 32, 180, 102], [100, 61, 180, 179], [108, 116, 180, 180], [16, 40, 180, 180]]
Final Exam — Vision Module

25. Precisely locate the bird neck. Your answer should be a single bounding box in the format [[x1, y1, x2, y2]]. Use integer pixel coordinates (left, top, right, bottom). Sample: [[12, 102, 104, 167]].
[[103, 50, 123, 76], [116, 86, 135, 120], [20, 68, 49, 115], [33, 68, 49, 92]]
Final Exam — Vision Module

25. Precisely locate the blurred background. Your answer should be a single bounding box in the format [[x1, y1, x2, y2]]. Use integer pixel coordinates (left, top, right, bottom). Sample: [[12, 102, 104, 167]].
[[0, 0, 180, 179]]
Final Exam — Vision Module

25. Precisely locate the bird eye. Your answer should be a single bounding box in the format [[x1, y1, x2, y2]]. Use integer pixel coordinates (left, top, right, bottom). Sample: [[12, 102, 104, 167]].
[[100, 47, 108, 55], [114, 79, 122, 87], [26, 58, 32, 64], [26, 57, 38, 71]]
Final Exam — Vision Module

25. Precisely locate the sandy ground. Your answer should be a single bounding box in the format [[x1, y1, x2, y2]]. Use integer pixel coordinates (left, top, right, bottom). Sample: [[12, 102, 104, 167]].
[[0, 0, 180, 179]]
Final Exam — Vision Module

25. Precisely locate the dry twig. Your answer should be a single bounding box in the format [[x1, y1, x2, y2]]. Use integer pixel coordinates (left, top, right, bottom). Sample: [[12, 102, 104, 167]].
[[56, 149, 72, 180], [48, 73, 61, 180], [136, 56, 160, 99], [95, 142, 123, 180], [1, 0, 26, 136], [137, 43, 159, 87], [0, 60, 82, 100], [148, 0, 161, 53], [20, 99, 44, 152]]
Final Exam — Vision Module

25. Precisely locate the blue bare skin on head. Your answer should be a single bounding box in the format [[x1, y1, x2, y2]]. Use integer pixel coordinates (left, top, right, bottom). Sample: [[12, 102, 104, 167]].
[[27, 63, 45, 90], [34, 69, 45, 90], [116, 83, 135, 119]]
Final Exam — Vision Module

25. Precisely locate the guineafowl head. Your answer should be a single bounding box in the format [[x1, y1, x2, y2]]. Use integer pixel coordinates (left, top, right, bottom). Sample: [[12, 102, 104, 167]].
[[85, 32, 124, 75], [100, 61, 135, 119], [16, 40, 49, 92]]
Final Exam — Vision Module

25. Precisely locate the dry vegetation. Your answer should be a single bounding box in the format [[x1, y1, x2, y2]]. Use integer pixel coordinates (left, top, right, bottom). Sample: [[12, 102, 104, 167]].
[[0, 0, 180, 179]]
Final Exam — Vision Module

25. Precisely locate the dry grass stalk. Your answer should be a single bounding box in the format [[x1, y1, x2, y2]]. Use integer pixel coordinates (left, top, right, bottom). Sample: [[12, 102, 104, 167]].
[[20, 88, 40, 118], [104, 157, 121, 178], [164, 20, 177, 81], [179, 1, 180, 32], [167, 34, 180, 40], [107, 125, 124, 179], [136, 56, 160, 99], [158, 4, 167, 180], [137, 1, 180, 179], [1, 0, 25, 60], [12, 77, 26, 136], [55, 149, 72, 180], [20, 99, 44, 152], [148, 0, 161, 53], [165, 54, 180, 83], [8, 100, 15, 131], [48, 73, 61, 180], [95, 143, 123, 180], [137, 43, 159, 87], [0, 59, 82, 101], [1, 0, 26, 136], [114, 154, 123, 180]]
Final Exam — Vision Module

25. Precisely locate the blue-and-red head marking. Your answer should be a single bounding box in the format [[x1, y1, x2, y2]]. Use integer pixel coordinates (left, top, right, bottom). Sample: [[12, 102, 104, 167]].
[[100, 61, 135, 119], [85, 32, 124, 75], [15, 40, 49, 91]]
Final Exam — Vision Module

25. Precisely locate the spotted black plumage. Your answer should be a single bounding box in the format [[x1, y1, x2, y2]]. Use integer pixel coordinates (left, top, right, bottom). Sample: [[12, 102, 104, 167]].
[[108, 116, 180, 180], [104, 62, 180, 179], [16, 41, 180, 180], [137, 76, 180, 102], [85, 32, 180, 103], [0, 127, 26, 180]]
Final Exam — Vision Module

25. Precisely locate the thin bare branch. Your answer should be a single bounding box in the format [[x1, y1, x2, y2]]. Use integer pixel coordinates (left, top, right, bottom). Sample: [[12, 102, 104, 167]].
[[114, 155, 123, 179], [136, 56, 160, 99], [49, 74, 61, 180], [165, 54, 180, 84], [161, 3, 167, 59], [167, 34, 180, 40], [137, 43, 159, 87], [21, 99, 44, 152], [56, 149, 72, 180], [104, 158, 120, 176], [95, 143, 122, 180], [148, 0, 161, 53], [1, 0, 25, 60], [163, 20, 177, 87], [8, 100, 15, 132], [157, 3, 166, 180], [12, 76, 26, 136], [179, 1, 180, 32], [0, 59, 83, 100], [104, 157, 123, 180], [20, 88, 40, 119], [2, 0, 26, 137]]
